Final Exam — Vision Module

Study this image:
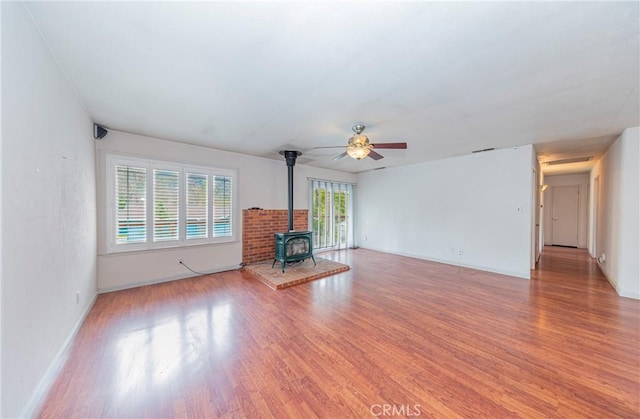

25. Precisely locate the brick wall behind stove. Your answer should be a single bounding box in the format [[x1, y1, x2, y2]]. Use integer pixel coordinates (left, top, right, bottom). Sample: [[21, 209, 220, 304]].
[[242, 209, 309, 264]]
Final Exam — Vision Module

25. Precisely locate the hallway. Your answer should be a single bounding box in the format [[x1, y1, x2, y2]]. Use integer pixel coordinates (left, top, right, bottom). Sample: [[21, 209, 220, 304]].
[[533, 245, 614, 290]]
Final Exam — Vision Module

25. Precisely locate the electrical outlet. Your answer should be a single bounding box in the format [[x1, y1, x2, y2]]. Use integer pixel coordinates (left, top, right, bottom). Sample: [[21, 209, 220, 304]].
[[458, 249, 464, 256], [364, 236, 367, 241], [76, 291, 80, 304], [179, 258, 183, 264]]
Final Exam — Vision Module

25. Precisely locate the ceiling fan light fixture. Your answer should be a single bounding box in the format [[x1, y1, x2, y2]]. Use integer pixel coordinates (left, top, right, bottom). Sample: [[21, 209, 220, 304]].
[[312, 124, 406, 161], [347, 146, 370, 160], [349, 134, 369, 147]]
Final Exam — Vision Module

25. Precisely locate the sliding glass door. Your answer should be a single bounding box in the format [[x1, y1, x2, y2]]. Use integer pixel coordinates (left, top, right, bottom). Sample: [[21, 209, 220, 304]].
[[309, 179, 355, 250]]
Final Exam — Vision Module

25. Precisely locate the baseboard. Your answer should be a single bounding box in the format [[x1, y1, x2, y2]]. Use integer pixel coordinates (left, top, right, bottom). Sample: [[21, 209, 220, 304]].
[[597, 261, 618, 292], [19, 293, 98, 418], [619, 288, 640, 299], [359, 246, 531, 280], [596, 262, 640, 299], [98, 264, 241, 294]]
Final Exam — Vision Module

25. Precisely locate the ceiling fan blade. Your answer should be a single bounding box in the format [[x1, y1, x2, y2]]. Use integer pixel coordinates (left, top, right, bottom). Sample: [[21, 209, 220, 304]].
[[370, 142, 407, 149], [368, 150, 384, 160], [333, 151, 349, 161], [312, 145, 347, 149]]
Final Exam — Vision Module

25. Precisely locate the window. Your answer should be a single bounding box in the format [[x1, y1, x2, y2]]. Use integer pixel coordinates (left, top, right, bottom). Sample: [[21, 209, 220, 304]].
[[213, 175, 232, 237], [107, 155, 236, 253], [153, 169, 179, 242], [309, 179, 355, 250], [186, 172, 208, 239], [116, 165, 147, 244]]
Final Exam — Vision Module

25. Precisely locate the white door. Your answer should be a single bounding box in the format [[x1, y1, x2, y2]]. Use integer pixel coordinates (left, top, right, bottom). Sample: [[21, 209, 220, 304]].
[[551, 185, 579, 247]]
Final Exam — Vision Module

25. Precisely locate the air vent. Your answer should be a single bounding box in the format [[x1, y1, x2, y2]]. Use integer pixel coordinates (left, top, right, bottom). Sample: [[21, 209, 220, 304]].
[[472, 147, 496, 153], [544, 156, 593, 165]]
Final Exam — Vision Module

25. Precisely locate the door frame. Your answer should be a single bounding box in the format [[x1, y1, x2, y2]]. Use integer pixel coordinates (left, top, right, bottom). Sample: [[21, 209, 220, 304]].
[[591, 176, 599, 257], [531, 167, 539, 269]]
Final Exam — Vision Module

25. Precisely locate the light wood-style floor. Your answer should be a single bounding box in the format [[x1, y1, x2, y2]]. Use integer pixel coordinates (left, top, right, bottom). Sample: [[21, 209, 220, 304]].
[[38, 247, 639, 418]]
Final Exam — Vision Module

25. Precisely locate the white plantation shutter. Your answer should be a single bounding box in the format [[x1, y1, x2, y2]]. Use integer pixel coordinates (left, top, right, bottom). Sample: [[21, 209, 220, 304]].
[[107, 155, 236, 252], [153, 169, 179, 241], [186, 172, 208, 239], [213, 175, 232, 237], [115, 165, 147, 244]]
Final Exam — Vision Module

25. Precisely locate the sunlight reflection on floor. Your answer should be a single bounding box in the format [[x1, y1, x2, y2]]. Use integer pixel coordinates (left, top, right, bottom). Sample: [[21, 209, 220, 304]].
[[113, 302, 233, 404]]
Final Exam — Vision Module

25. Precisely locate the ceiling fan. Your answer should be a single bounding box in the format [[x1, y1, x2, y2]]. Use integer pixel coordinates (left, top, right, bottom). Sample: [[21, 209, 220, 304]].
[[313, 124, 408, 161]]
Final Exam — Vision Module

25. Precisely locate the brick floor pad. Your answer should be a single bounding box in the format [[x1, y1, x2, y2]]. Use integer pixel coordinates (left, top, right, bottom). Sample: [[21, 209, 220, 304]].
[[244, 257, 350, 290]]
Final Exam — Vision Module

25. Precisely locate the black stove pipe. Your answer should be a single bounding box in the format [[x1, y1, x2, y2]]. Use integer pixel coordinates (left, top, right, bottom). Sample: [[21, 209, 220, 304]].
[[280, 150, 301, 232]]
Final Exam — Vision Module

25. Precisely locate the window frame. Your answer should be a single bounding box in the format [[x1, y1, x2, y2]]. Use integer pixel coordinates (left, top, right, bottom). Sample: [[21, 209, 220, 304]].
[[106, 154, 237, 254]]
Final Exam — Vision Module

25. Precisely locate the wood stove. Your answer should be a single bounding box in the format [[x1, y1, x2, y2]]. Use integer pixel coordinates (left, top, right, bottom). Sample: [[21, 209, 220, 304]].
[[272, 150, 316, 272], [273, 231, 315, 272]]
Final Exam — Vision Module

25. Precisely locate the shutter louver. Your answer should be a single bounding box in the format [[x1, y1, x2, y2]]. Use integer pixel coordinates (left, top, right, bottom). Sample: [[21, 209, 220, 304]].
[[153, 169, 179, 241], [186, 173, 208, 239], [213, 175, 232, 237], [116, 165, 147, 244]]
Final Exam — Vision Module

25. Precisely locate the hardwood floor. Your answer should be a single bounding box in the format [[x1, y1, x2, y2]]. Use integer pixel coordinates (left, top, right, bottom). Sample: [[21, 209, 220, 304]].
[[38, 247, 639, 418]]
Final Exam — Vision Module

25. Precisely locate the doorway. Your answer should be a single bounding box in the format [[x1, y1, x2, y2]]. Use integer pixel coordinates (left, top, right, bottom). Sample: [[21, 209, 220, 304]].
[[309, 179, 355, 250], [551, 185, 580, 247], [591, 176, 599, 257]]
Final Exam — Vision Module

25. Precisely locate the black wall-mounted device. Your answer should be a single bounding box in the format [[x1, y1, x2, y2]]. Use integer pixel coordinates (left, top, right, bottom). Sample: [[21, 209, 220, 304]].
[[93, 124, 108, 140]]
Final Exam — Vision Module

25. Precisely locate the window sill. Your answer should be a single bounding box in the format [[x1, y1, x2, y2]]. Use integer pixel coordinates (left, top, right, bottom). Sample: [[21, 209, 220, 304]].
[[99, 238, 239, 257]]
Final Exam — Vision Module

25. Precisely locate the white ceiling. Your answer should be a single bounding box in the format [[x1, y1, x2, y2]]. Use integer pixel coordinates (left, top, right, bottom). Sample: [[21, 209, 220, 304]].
[[24, 1, 639, 174]]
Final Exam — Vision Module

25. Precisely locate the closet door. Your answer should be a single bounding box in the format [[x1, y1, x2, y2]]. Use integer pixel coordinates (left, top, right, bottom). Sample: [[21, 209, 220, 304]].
[[551, 185, 579, 247]]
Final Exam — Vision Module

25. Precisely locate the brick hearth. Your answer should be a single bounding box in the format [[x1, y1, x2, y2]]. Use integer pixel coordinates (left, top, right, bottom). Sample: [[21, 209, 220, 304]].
[[242, 209, 308, 265]]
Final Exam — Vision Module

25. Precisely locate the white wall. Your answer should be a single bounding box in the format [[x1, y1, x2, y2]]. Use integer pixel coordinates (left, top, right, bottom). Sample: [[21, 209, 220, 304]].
[[543, 173, 590, 248], [0, 3, 3, 414], [357, 145, 534, 279], [96, 130, 356, 291], [532, 151, 541, 268], [619, 129, 640, 298], [1, 2, 97, 417], [590, 127, 640, 299]]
